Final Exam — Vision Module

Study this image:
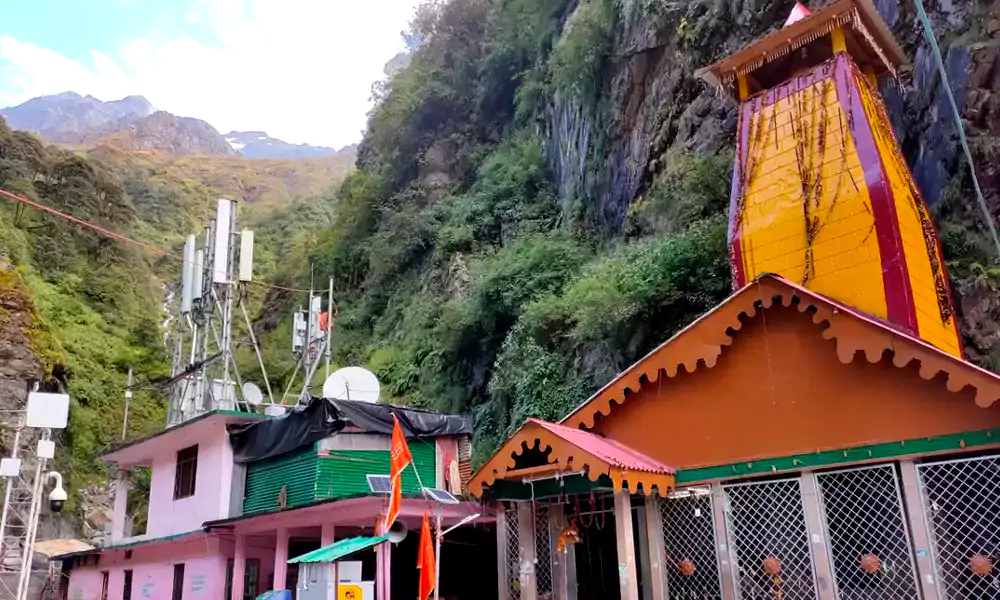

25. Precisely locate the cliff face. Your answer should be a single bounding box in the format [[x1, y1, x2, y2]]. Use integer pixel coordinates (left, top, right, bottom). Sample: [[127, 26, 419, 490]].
[[544, 0, 1000, 360], [548, 0, 999, 231]]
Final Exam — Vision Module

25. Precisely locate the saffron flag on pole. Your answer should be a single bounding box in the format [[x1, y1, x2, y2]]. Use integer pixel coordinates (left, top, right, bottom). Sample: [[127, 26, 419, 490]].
[[783, 2, 811, 27], [384, 414, 413, 528], [417, 511, 436, 600]]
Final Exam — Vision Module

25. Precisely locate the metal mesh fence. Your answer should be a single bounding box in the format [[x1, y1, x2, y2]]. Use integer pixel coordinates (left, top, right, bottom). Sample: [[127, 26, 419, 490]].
[[917, 454, 1000, 600], [534, 504, 554, 598], [505, 507, 521, 600], [723, 478, 818, 600], [660, 488, 723, 599], [816, 465, 919, 600]]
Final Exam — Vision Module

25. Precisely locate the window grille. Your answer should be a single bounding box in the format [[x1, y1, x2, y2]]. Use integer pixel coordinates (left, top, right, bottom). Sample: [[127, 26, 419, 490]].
[[534, 504, 553, 598], [723, 478, 818, 600], [660, 488, 723, 599], [505, 507, 522, 600], [917, 454, 1000, 600], [816, 464, 919, 600]]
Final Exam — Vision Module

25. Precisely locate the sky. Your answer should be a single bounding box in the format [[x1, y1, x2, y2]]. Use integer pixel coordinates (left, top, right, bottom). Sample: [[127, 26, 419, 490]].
[[0, 0, 422, 148]]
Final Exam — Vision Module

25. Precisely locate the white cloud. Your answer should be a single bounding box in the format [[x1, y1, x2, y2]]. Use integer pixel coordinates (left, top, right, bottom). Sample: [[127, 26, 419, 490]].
[[0, 0, 421, 148]]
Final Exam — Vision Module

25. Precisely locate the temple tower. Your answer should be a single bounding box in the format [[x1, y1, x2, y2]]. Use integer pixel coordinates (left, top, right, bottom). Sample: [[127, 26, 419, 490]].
[[697, 0, 962, 357]]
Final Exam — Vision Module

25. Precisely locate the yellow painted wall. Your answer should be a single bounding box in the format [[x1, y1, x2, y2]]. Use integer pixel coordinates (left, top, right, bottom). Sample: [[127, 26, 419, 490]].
[[856, 77, 962, 356], [737, 78, 888, 320]]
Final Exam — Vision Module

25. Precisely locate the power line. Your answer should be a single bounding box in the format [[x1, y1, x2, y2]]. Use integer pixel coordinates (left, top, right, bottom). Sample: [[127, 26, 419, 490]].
[[911, 0, 1000, 262], [0, 187, 312, 294]]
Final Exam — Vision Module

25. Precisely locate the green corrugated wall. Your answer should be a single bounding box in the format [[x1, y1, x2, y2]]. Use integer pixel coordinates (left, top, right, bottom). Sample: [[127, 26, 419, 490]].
[[242, 440, 438, 515], [315, 441, 436, 501], [243, 447, 319, 515]]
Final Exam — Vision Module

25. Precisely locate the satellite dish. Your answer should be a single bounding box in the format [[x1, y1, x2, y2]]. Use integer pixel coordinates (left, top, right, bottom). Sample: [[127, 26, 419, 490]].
[[322, 366, 380, 403], [242, 382, 264, 405]]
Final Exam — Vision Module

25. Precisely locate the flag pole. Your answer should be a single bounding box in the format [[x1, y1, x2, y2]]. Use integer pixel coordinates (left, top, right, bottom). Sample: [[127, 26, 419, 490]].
[[434, 505, 442, 600]]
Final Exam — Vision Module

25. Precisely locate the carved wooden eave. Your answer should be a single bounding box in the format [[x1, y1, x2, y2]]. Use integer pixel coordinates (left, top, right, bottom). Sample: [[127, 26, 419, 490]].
[[696, 0, 906, 97], [467, 419, 675, 498], [559, 274, 1000, 430]]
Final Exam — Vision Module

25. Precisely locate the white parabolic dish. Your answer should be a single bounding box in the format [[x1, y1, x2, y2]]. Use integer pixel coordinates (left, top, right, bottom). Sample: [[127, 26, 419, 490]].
[[242, 382, 264, 405], [323, 366, 381, 403]]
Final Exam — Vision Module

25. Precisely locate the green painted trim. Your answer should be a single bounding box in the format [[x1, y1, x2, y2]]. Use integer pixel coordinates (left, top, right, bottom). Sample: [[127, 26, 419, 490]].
[[675, 428, 1000, 484]]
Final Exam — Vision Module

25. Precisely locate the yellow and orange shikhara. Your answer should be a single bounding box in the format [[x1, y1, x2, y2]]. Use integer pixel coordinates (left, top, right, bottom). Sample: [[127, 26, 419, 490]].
[[698, 0, 962, 357]]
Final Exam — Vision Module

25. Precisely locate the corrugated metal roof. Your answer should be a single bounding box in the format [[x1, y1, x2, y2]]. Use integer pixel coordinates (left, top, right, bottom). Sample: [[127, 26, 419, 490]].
[[288, 535, 389, 564], [528, 419, 674, 474]]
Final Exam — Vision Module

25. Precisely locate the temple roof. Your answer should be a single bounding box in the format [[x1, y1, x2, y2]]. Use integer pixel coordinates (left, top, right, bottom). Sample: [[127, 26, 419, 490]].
[[468, 418, 675, 497], [696, 0, 906, 96], [558, 274, 1000, 430]]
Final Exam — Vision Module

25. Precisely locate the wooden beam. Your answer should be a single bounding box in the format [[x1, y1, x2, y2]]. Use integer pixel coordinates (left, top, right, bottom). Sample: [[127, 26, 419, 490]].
[[643, 496, 667, 600], [799, 472, 836, 600], [710, 484, 736, 600], [614, 492, 640, 600], [898, 460, 943, 600]]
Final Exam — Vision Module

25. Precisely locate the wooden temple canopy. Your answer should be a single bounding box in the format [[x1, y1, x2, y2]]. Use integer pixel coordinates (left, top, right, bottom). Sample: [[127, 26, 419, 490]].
[[696, 0, 906, 98], [558, 274, 1000, 431], [467, 418, 675, 498]]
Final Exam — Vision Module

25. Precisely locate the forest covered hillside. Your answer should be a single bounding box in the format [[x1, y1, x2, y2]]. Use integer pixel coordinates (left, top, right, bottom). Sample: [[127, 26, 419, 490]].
[[2, 0, 1000, 527], [254, 0, 1000, 462]]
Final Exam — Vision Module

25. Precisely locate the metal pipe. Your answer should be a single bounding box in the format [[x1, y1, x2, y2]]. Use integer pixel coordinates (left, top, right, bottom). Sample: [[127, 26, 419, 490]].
[[239, 299, 275, 404]]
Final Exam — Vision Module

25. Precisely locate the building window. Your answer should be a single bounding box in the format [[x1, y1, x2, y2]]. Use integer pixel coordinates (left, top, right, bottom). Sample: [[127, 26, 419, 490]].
[[101, 572, 109, 600], [224, 558, 262, 600], [123, 570, 133, 600], [174, 445, 198, 499], [172, 564, 185, 600]]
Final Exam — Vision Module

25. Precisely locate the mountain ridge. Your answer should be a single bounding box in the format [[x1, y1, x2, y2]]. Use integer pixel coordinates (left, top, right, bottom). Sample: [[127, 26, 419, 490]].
[[1, 92, 345, 160]]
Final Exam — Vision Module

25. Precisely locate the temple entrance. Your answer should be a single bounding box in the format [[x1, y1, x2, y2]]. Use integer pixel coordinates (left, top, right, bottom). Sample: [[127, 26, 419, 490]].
[[571, 492, 619, 600]]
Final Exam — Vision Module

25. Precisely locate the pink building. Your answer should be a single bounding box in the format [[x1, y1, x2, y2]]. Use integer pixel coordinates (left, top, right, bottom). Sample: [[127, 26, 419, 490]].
[[54, 403, 496, 600]]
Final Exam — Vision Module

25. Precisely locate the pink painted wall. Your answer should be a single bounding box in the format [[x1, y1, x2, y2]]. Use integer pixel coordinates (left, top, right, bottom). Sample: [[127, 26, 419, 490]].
[[66, 538, 227, 600], [145, 424, 235, 538]]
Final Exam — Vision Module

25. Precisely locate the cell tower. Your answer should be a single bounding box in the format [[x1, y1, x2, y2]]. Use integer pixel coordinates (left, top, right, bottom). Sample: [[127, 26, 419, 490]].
[[0, 386, 69, 600], [165, 199, 280, 426]]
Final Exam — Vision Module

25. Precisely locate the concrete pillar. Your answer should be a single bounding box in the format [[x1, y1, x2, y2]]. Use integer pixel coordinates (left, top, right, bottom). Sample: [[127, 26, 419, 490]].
[[642, 496, 667, 600], [614, 492, 640, 600], [233, 532, 247, 600], [111, 470, 129, 542], [273, 527, 290, 590], [710, 483, 736, 600], [899, 460, 942, 600], [497, 507, 511, 600], [516, 502, 538, 600], [799, 472, 836, 600], [321, 522, 336, 546]]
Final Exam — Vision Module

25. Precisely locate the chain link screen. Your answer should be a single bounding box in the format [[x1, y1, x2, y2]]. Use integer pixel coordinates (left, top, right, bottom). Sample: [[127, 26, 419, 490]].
[[724, 478, 818, 600], [660, 489, 723, 599], [534, 504, 554, 598], [917, 454, 1000, 600], [816, 465, 920, 600], [505, 507, 521, 600]]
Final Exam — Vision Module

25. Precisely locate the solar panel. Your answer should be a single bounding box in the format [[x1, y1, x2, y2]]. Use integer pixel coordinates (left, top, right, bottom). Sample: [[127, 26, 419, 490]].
[[422, 487, 460, 505], [367, 475, 392, 494]]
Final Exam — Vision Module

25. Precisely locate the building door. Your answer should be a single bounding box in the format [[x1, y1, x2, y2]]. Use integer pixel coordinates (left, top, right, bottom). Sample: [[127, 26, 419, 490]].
[[723, 477, 819, 600], [123, 570, 133, 600], [917, 454, 1000, 600], [100, 572, 109, 600], [172, 564, 185, 600], [815, 464, 920, 600]]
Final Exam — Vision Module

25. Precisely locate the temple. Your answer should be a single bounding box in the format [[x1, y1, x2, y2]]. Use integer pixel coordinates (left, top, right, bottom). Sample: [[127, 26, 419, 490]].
[[470, 2, 1000, 600]]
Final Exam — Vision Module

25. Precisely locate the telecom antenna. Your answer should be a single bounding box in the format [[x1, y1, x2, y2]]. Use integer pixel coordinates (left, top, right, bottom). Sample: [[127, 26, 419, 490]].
[[321, 367, 381, 403]]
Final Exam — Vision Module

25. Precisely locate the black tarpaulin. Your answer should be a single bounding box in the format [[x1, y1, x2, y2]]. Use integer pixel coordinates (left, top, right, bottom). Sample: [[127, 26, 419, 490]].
[[228, 397, 472, 463]]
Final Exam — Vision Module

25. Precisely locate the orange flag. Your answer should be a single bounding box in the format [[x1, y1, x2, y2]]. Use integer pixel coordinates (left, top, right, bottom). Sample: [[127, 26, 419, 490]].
[[417, 511, 436, 600], [384, 415, 413, 528]]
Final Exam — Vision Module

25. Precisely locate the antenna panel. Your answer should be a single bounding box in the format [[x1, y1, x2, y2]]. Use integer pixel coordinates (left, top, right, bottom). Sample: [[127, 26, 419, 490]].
[[292, 311, 307, 353], [239, 229, 254, 282], [193, 249, 205, 300], [213, 199, 233, 283], [181, 234, 196, 313], [26, 392, 70, 429]]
